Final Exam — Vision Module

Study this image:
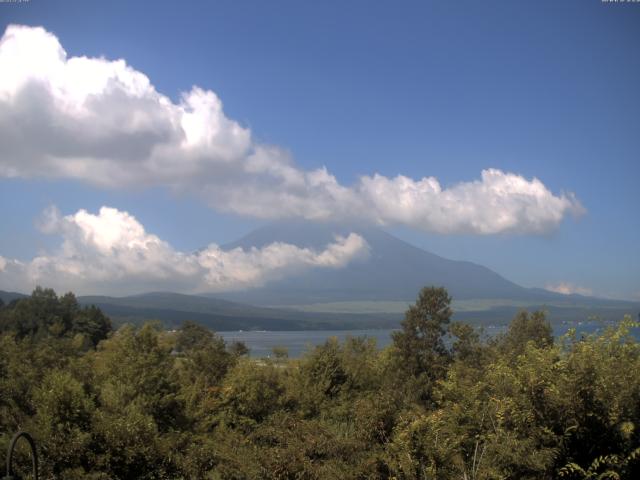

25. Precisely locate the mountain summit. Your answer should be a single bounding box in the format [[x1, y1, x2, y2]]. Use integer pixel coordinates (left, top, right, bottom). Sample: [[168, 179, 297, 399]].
[[217, 221, 555, 305]]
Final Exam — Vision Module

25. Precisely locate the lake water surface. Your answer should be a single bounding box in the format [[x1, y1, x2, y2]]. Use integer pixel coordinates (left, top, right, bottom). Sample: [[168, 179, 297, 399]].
[[219, 320, 620, 358]]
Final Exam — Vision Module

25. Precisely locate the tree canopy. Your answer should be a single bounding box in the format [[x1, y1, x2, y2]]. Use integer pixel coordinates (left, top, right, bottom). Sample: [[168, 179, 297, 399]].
[[0, 286, 639, 479], [0, 287, 111, 346]]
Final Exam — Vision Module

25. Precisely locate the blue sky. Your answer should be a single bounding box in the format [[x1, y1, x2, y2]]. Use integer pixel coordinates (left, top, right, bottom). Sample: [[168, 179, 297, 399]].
[[0, 0, 638, 298]]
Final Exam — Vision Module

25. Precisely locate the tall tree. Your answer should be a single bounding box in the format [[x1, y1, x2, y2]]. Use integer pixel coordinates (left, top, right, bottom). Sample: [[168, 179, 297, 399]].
[[391, 286, 452, 403]]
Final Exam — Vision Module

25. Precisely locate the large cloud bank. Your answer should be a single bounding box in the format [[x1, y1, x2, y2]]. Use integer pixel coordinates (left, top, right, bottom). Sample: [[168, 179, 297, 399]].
[[0, 206, 369, 296], [0, 25, 584, 235]]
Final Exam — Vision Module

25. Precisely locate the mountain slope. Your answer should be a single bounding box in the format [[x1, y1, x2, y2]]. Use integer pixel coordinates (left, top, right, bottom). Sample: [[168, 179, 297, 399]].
[[218, 221, 558, 305], [0, 290, 27, 304]]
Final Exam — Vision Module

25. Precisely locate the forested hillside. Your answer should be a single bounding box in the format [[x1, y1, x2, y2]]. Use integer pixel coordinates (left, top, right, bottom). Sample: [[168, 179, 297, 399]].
[[1, 287, 639, 479]]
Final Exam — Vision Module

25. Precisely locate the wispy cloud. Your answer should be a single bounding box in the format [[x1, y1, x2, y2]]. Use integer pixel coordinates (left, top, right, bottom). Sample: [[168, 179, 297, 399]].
[[0, 25, 584, 235], [0, 206, 369, 296], [545, 282, 593, 296]]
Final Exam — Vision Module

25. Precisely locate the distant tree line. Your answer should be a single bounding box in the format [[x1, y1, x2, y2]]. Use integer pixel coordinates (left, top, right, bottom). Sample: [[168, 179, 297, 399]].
[[0, 286, 639, 479], [0, 286, 111, 346]]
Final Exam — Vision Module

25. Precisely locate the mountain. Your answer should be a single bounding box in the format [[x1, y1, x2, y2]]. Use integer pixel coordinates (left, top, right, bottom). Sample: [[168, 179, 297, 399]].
[[218, 221, 564, 305], [213, 221, 640, 324], [0, 290, 27, 304], [79, 292, 274, 318], [2, 222, 637, 330]]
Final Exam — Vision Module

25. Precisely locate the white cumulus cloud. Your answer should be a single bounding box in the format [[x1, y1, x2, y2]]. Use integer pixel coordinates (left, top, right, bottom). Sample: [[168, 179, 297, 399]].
[[0, 206, 369, 296], [0, 25, 584, 235], [545, 282, 593, 296]]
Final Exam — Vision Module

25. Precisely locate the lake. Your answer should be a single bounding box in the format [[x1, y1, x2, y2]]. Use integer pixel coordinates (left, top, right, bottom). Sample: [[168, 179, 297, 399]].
[[219, 329, 398, 358], [219, 320, 622, 358]]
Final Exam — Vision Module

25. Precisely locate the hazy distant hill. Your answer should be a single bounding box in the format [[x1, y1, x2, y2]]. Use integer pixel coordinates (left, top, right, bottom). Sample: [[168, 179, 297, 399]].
[[76, 292, 401, 331], [0, 290, 27, 304], [70, 291, 638, 329], [1, 285, 637, 331]]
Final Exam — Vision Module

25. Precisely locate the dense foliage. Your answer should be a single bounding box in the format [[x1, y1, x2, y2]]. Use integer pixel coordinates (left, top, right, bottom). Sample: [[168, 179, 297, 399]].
[[1, 287, 639, 479]]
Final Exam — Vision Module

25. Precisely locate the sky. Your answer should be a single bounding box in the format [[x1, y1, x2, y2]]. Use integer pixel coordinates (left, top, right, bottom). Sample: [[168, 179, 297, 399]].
[[0, 0, 638, 299]]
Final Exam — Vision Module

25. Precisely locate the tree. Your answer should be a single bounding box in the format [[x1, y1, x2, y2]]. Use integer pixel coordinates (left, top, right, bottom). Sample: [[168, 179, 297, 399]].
[[449, 321, 485, 365], [93, 324, 184, 432], [391, 286, 452, 402], [31, 370, 94, 477], [72, 305, 111, 347], [89, 324, 185, 478], [272, 345, 289, 360], [218, 359, 285, 428], [175, 321, 214, 352], [174, 322, 234, 422], [498, 310, 553, 356], [301, 337, 348, 399], [228, 340, 249, 357], [0, 288, 111, 345]]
